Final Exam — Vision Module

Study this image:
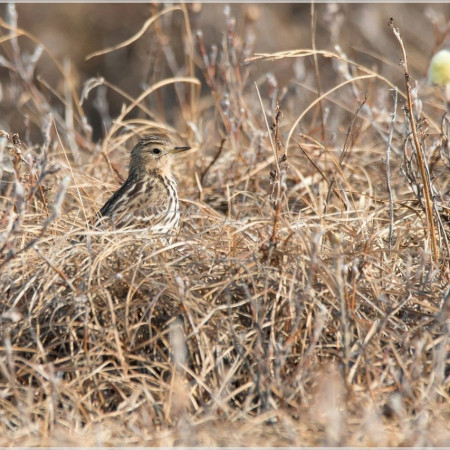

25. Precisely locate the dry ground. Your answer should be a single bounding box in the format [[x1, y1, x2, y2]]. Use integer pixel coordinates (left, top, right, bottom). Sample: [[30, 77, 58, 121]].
[[0, 3, 449, 447]]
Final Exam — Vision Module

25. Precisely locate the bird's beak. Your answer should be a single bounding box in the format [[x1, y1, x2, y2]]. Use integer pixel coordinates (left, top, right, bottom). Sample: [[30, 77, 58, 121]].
[[170, 146, 191, 155]]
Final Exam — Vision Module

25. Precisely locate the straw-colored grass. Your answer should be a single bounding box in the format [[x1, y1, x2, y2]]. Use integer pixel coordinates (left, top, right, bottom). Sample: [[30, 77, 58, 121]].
[[0, 4, 449, 446]]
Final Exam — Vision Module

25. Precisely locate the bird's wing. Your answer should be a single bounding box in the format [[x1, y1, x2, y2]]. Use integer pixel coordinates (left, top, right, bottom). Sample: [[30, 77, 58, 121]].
[[96, 175, 169, 227], [99, 174, 141, 218]]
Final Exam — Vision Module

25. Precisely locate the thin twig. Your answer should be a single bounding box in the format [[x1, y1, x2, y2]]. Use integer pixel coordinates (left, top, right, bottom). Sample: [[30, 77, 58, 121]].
[[386, 87, 398, 255], [200, 138, 226, 186], [310, 3, 326, 143], [269, 101, 284, 246], [324, 93, 367, 214], [389, 18, 439, 265], [254, 82, 282, 248]]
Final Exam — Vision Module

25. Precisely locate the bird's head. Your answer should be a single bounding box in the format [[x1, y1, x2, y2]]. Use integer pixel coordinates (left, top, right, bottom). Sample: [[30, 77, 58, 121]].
[[129, 135, 191, 176]]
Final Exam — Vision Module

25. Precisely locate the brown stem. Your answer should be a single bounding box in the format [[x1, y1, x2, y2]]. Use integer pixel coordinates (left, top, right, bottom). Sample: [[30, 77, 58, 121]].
[[389, 18, 439, 265]]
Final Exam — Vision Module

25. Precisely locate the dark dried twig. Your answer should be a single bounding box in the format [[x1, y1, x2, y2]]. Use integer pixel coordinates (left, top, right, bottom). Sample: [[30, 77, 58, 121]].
[[324, 93, 367, 214]]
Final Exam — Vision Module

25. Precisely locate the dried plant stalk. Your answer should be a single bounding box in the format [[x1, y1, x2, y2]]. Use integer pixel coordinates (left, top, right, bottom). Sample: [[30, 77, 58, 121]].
[[389, 18, 439, 265]]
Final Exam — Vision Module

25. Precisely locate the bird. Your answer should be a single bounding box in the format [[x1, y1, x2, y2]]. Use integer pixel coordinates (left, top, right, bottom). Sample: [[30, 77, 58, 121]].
[[94, 135, 191, 237]]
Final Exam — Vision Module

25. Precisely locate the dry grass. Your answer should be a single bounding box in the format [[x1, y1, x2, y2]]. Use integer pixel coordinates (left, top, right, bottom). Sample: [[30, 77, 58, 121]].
[[0, 4, 449, 447]]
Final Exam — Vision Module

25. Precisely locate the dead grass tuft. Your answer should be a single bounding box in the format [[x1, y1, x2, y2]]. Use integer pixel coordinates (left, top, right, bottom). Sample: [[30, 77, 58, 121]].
[[0, 4, 449, 446]]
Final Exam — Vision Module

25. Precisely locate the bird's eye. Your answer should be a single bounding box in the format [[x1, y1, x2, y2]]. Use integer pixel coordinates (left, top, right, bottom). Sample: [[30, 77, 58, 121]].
[[152, 148, 162, 155]]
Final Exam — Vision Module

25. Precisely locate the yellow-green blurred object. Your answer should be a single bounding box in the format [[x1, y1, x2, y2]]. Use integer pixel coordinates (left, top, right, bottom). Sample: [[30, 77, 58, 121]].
[[428, 49, 450, 86]]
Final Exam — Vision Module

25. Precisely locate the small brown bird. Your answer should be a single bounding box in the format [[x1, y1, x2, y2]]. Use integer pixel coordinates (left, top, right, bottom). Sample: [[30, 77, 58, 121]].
[[96, 135, 191, 236]]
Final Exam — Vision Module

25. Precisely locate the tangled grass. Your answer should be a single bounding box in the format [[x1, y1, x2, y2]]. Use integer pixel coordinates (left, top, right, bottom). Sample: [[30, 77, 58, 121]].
[[0, 3, 449, 446]]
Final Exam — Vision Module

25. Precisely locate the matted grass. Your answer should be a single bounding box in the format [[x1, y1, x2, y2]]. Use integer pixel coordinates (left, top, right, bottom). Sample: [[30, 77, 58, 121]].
[[0, 3, 449, 446]]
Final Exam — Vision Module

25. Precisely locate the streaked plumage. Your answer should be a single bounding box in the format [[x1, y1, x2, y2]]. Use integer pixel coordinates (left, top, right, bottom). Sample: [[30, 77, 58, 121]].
[[95, 135, 190, 236]]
